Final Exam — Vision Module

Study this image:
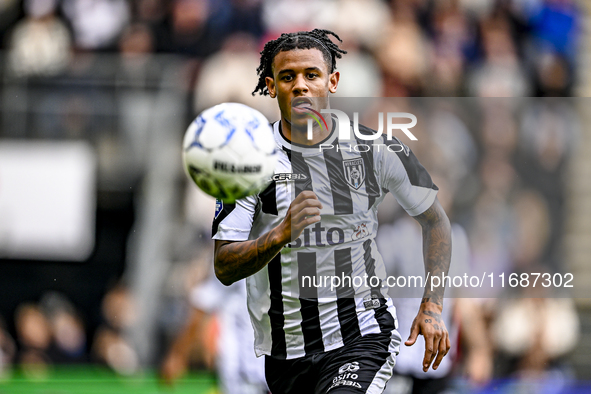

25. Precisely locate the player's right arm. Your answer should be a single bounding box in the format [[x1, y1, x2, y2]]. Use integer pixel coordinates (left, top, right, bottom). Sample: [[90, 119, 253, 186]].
[[214, 191, 322, 286]]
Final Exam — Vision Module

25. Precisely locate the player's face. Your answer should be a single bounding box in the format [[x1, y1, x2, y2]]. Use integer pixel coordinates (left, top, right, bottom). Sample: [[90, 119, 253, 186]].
[[265, 48, 339, 130]]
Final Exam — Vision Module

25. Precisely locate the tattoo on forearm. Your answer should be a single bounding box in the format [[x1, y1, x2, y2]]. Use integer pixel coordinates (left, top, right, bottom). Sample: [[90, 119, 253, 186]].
[[416, 202, 451, 306], [215, 229, 284, 284]]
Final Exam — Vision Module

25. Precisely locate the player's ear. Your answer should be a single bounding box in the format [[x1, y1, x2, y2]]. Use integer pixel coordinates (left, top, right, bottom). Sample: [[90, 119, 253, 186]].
[[265, 77, 276, 98], [328, 71, 339, 94]]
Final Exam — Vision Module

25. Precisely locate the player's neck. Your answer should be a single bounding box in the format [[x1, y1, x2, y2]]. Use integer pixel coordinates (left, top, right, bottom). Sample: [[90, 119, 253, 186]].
[[281, 116, 333, 146]]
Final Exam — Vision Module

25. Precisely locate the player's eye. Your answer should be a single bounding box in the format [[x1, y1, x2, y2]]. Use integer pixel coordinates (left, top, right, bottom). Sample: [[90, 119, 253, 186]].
[[282, 75, 293, 81], [307, 73, 318, 79]]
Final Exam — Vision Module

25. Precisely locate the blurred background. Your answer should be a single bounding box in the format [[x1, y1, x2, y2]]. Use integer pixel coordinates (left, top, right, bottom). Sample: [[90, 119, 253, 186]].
[[0, 0, 590, 393]]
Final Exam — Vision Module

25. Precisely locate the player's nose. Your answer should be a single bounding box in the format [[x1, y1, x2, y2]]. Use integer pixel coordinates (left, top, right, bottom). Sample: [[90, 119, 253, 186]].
[[292, 74, 309, 95]]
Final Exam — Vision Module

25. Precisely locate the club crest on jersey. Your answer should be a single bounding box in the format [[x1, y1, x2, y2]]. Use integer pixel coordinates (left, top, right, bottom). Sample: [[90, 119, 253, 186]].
[[342, 158, 365, 190]]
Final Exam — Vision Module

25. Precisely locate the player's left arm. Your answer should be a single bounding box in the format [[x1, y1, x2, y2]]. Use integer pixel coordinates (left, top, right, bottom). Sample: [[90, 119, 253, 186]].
[[404, 197, 452, 372]]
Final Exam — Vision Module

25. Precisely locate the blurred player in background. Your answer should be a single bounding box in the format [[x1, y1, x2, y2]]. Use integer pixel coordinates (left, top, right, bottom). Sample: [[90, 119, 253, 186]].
[[212, 29, 452, 393], [160, 272, 268, 394]]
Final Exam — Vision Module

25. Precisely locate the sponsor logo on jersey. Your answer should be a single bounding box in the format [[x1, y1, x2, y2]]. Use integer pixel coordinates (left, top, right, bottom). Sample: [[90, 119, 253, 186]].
[[351, 223, 371, 241], [288, 222, 345, 248], [330, 365, 361, 391], [214, 199, 223, 219], [338, 362, 360, 374], [343, 158, 365, 190], [363, 295, 381, 310], [328, 380, 362, 391], [272, 173, 308, 182]]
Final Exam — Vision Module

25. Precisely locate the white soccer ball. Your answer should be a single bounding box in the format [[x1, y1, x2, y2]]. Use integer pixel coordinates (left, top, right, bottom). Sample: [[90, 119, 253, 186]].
[[182, 103, 278, 202]]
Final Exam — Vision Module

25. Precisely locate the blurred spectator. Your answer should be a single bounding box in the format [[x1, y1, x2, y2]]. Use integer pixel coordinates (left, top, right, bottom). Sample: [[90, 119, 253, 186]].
[[425, 1, 477, 95], [134, 0, 171, 52], [14, 304, 52, 379], [119, 22, 155, 61], [62, 0, 130, 51], [328, 0, 391, 51], [262, 0, 334, 38], [91, 284, 139, 375], [518, 99, 579, 183], [135, 0, 168, 23], [480, 100, 518, 159], [468, 155, 517, 295], [167, 0, 219, 57], [534, 52, 573, 96], [425, 103, 478, 189], [193, 32, 279, 120], [468, 14, 531, 96], [492, 297, 579, 377], [39, 292, 87, 364], [375, 2, 428, 96], [49, 311, 87, 363], [455, 298, 494, 387], [332, 36, 383, 97], [167, 0, 264, 56], [170, 0, 208, 52], [509, 190, 551, 270], [0, 317, 15, 379], [6, 0, 71, 78], [219, 0, 265, 39], [516, 99, 579, 270], [527, 0, 579, 65], [0, 0, 20, 48]]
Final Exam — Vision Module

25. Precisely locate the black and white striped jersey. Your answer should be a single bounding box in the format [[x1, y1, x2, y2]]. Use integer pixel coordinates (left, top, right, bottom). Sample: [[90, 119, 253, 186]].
[[212, 120, 438, 360]]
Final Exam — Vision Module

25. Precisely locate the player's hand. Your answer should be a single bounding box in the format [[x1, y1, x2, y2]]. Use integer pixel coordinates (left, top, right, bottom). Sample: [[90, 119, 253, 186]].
[[278, 191, 323, 243], [404, 302, 450, 372], [159, 352, 187, 386]]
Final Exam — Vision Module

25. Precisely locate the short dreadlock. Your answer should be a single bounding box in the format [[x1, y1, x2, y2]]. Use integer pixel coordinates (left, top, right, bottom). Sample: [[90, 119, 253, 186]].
[[252, 29, 347, 96]]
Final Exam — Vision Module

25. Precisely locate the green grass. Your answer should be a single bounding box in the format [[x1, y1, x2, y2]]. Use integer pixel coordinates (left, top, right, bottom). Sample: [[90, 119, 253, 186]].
[[0, 366, 218, 394]]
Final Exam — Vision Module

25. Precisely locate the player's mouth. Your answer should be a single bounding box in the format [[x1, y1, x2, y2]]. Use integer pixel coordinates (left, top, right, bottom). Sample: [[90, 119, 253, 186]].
[[291, 98, 314, 115]]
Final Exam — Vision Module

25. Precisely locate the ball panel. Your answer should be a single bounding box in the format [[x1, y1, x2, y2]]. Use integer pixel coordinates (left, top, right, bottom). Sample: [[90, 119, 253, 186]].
[[182, 103, 277, 203]]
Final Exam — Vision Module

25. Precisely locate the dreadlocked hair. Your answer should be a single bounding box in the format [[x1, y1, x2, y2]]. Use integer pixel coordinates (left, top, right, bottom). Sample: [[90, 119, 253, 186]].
[[252, 29, 347, 96]]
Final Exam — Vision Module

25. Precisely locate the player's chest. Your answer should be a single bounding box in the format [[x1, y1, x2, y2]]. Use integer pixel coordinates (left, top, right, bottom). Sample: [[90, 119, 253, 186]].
[[272, 150, 379, 216]]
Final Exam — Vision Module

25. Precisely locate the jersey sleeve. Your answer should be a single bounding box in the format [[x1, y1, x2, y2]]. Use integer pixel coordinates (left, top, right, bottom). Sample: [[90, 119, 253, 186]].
[[212, 195, 257, 241], [378, 138, 438, 217]]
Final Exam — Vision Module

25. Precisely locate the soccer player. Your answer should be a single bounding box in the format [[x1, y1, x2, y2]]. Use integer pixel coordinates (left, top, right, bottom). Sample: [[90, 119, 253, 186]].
[[160, 273, 268, 394], [213, 29, 452, 393]]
